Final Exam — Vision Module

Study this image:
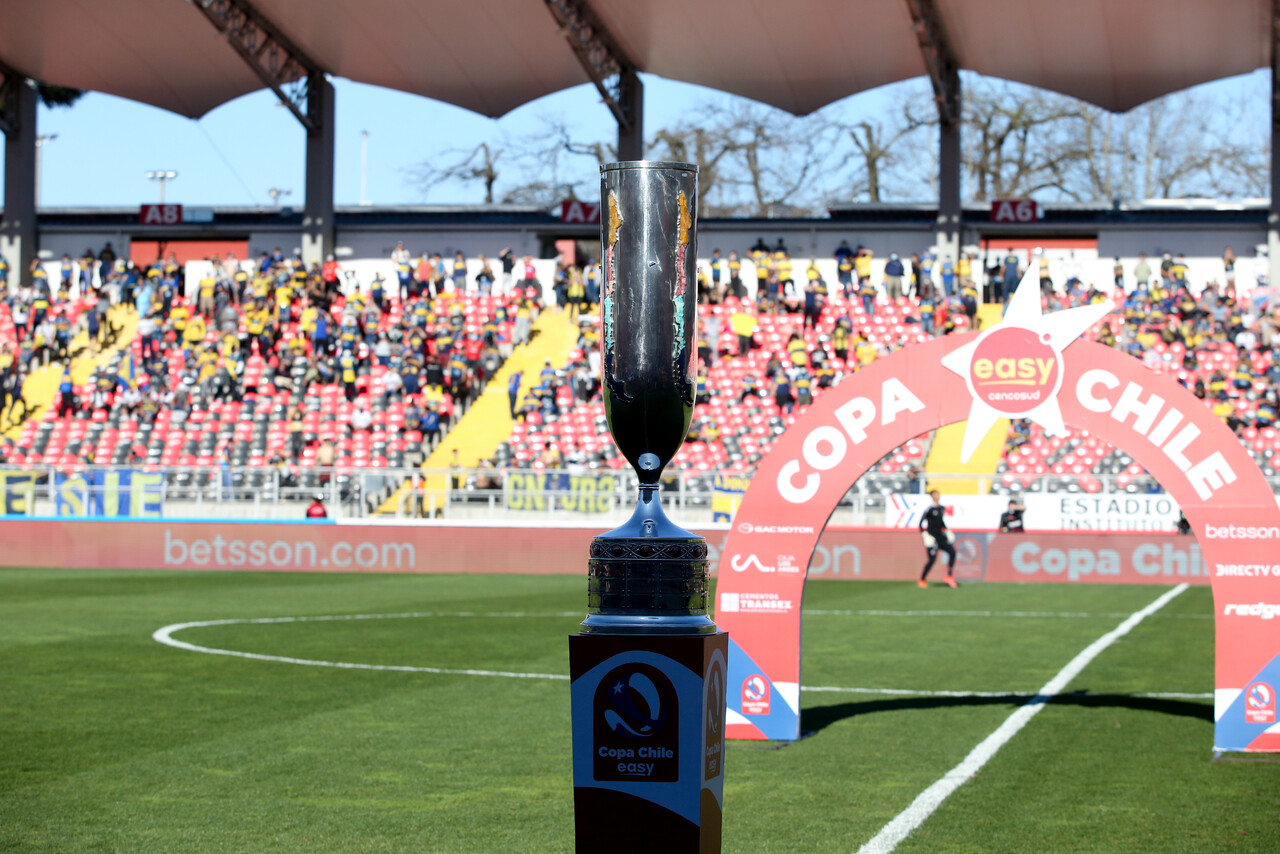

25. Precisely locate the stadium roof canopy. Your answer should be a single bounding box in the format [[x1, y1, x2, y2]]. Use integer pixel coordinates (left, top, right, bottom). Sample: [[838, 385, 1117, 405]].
[[0, 0, 1269, 119]]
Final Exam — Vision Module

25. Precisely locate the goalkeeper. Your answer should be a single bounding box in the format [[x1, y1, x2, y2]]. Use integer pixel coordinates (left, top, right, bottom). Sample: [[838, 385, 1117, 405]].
[[918, 489, 958, 588]]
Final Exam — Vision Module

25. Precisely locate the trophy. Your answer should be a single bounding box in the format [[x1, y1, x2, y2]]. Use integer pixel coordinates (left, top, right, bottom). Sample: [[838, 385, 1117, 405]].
[[582, 161, 713, 635], [569, 162, 726, 853]]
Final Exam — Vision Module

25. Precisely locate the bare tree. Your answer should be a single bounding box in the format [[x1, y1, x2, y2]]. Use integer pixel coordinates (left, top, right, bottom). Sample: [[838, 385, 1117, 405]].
[[960, 78, 1083, 201], [963, 76, 1269, 203], [824, 84, 935, 202], [406, 74, 1268, 211], [408, 141, 503, 203]]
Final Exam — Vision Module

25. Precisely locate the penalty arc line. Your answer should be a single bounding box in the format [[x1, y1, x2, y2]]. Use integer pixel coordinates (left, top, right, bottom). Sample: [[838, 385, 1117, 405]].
[[855, 582, 1190, 854], [151, 606, 1210, 699], [152, 615, 572, 681]]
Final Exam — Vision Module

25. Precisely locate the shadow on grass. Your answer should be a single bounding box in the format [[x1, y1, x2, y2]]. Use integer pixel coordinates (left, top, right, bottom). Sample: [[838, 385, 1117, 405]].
[[800, 691, 1211, 738]]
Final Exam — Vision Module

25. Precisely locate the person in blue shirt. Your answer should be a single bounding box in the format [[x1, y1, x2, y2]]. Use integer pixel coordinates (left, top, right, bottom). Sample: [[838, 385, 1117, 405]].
[[507, 370, 523, 418], [919, 294, 936, 335], [57, 368, 76, 418], [312, 311, 330, 354], [53, 312, 72, 362], [1001, 250, 1020, 294], [421, 405, 440, 450], [883, 253, 905, 301], [85, 304, 100, 346], [940, 257, 955, 297]]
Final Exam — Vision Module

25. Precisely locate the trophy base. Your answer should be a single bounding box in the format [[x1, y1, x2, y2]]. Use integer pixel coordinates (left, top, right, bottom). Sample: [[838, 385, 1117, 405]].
[[584, 534, 714, 635]]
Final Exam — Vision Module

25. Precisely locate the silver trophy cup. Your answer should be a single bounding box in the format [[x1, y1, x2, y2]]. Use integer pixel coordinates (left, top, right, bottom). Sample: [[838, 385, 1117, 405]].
[[582, 161, 713, 636]]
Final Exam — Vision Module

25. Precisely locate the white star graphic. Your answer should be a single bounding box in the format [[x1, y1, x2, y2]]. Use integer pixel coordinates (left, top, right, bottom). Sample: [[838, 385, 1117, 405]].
[[939, 265, 1114, 464]]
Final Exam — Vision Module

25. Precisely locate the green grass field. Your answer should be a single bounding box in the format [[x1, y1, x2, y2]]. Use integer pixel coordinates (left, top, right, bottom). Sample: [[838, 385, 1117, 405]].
[[2, 568, 1278, 852]]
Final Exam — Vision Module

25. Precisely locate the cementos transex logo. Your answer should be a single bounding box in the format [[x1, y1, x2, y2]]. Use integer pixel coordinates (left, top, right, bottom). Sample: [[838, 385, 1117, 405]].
[[941, 266, 1113, 464]]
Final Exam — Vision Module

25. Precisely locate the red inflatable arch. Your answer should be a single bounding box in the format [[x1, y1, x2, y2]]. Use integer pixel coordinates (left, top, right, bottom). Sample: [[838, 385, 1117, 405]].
[[716, 285, 1280, 752]]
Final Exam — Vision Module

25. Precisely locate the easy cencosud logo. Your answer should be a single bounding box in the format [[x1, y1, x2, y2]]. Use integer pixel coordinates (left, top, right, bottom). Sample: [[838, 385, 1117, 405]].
[[967, 326, 1061, 416]]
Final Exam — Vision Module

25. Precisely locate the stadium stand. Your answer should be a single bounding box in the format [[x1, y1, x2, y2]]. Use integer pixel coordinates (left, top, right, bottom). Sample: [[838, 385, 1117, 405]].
[[0, 237, 1274, 515], [0, 248, 542, 510]]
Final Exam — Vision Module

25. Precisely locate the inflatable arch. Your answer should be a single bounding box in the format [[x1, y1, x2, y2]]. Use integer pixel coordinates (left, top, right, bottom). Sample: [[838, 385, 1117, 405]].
[[716, 283, 1280, 752]]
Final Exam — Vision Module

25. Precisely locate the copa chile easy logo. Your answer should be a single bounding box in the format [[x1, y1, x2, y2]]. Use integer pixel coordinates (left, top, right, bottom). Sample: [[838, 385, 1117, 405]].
[[966, 325, 1061, 416], [1245, 681, 1275, 725], [703, 657, 725, 780], [741, 675, 771, 716], [593, 662, 679, 782]]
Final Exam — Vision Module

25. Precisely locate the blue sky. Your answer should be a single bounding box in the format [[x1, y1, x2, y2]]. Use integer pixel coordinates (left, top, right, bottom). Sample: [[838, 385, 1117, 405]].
[[20, 69, 1270, 209]]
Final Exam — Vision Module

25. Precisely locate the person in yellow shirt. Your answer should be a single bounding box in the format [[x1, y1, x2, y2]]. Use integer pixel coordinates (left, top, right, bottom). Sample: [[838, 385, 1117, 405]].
[[340, 351, 358, 401], [197, 273, 217, 317], [750, 244, 770, 296], [774, 250, 793, 289], [170, 302, 190, 338], [831, 322, 851, 363], [276, 282, 293, 314], [855, 337, 879, 366], [220, 332, 239, 359], [786, 333, 807, 367], [183, 314, 207, 351], [245, 306, 270, 356], [299, 305, 318, 338], [854, 250, 872, 289]]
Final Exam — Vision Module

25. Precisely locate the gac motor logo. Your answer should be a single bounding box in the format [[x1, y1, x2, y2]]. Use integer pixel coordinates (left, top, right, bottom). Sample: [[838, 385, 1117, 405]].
[[967, 326, 1060, 416], [737, 522, 816, 535]]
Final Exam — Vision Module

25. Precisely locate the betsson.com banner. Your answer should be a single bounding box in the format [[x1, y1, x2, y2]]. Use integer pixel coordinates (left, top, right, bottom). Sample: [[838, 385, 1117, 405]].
[[0, 519, 1220, 584]]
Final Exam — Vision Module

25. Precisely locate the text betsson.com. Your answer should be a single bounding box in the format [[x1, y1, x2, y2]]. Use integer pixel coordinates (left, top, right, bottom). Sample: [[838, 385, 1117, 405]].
[[164, 530, 416, 570]]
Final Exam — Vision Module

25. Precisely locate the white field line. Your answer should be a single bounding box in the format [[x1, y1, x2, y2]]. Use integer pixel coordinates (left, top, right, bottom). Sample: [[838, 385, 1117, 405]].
[[152, 608, 1211, 702], [151, 613, 573, 681], [801, 685, 1210, 700], [804, 608, 1207, 620], [855, 583, 1190, 854]]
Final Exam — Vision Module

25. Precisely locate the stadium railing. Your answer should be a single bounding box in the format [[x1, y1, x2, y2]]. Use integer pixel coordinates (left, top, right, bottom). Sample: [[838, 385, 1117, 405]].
[[4, 464, 1273, 525]]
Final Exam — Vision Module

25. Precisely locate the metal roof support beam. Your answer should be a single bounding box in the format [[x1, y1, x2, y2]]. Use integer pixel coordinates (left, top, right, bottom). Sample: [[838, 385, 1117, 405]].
[[616, 69, 643, 161], [1270, 0, 1280, 289], [193, 0, 323, 133], [905, 0, 962, 267], [545, 0, 643, 159], [195, 0, 333, 264], [302, 75, 335, 269], [0, 59, 25, 138], [0, 73, 37, 284]]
